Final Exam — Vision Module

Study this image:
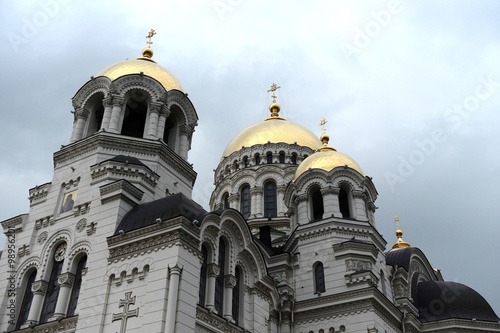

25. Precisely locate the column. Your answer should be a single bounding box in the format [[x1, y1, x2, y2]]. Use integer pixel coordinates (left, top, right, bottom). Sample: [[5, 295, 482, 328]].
[[223, 274, 237, 322], [178, 124, 192, 160], [100, 96, 113, 131], [277, 185, 286, 216], [70, 108, 89, 142], [165, 264, 183, 333], [52, 272, 75, 320], [205, 263, 220, 312], [22, 280, 48, 328], [108, 97, 124, 133], [321, 187, 339, 218], [156, 107, 170, 142], [145, 104, 161, 139], [228, 193, 239, 210], [250, 188, 262, 218], [294, 194, 308, 224]]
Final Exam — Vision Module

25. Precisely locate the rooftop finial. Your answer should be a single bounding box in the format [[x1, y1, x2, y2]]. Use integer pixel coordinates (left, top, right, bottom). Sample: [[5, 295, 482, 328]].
[[267, 83, 281, 103], [391, 215, 411, 250], [318, 118, 335, 151], [146, 29, 156, 48]]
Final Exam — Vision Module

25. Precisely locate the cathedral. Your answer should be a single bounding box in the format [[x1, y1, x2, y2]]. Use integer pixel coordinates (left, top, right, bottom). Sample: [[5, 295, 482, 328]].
[[1, 32, 499, 333]]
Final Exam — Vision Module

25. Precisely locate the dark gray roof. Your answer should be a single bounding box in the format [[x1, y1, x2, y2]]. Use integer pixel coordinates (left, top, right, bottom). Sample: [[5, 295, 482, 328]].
[[102, 155, 151, 170], [114, 192, 207, 235], [417, 281, 500, 323], [385, 247, 413, 271]]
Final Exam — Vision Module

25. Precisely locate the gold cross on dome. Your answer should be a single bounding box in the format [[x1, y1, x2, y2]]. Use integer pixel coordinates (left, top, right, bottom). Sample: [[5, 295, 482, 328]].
[[394, 215, 401, 230], [146, 29, 156, 47], [267, 83, 281, 102], [320, 118, 327, 134]]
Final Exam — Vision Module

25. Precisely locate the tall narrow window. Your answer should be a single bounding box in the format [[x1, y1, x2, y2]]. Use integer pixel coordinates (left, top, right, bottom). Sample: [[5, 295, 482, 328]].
[[314, 262, 326, 293], [16, 270, 37, 329], [291, 153, 297, 165], [339, 187, 351, 218], [121, 91, 148, 138], [67, 256, 87, 317], [243, 156, 249, 167], [240, 185, 251, 219], [310, 187, 324, 221], [40, 250, 64, 323], [279, 151, 285, 163], [214, 239, 225, 314], [232, 267, 242, 325], [222, 192, 230, 209], [233, 160, 239, 171], [198, 246, 208, 306], [266, 152, 273, 164], [254, 153, 260, 165], [264, 181, 277, 218]]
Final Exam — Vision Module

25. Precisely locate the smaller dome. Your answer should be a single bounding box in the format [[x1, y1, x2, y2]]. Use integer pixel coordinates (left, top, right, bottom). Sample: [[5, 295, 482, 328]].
[[293, 134, 363, 180], [98, 48, 183, 92]]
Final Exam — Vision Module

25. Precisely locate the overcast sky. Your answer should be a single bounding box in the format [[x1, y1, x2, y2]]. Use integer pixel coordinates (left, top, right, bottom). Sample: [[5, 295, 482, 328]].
[[1, 0, 499, 315]]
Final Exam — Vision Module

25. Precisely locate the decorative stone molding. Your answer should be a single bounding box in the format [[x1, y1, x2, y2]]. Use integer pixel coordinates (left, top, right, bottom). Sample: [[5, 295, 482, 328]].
[[29, 183, 50, 206], [18, 244, 30, 257], [15, 315, 78, 333], [92, 162, 158, 194], [207, 263, 221, 277], [75, 218, 87, 233], [37, 231, 48, 245], [345, 259, 372, 272], [344, 270, 378, 286], [196, 306, 249, 333], [98, 180, 145, 206], [86, 221, 97, 236], [73, 201, 91, 216], [224, 274, 237, 288], [1, 214, 25, 233], [32, 280, 49, 294], [58, 272, 75, 286], [35, 215, 55, 230]]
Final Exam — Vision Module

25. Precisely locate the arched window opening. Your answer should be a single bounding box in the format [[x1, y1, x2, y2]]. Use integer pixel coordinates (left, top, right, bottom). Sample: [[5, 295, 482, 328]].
[[240, 185, 251, 219], [222, 192, 230, 209], [243, 156, 249, 167], [339, 187, 351, 218], [163, 111, 179, 149], [314, 262, 326, 293], [121, 90, 148, 138], [225, 165, 230, 175], [16, 269, 37, 329], [40, 248, 65, 323], [232, 266, 242, 325], [214, 239, 226, 315], [84, 93, 104, 137], [279, 151, 285, 163], [310, 187, 324, 221], [67, 255, 87, 317], [266, 152, 273, 164], [291, 153, 297, 165], [254, 153, 260, 165], [233, 160, 239, 171], [198, 245, 208, 306], [264, 181, 277, 218]]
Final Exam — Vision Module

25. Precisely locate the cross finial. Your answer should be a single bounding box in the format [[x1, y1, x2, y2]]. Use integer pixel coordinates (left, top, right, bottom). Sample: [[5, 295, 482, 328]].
[[146, 29, 156, 47], [394, 215, 400, 230], [267, 83, 281, 102], [320, 118, 328, 134]]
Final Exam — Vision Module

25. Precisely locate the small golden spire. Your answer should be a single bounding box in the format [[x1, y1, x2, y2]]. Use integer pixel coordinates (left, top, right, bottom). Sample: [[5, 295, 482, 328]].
[[267, 83, 282, 118], [318, 118, 336, 151], [391, 215, 411, 250], [141, 29, 156, 59]]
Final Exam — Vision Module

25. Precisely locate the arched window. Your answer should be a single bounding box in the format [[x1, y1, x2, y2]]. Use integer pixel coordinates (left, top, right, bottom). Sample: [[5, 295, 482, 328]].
[[233, 160, 239, 171], [40, 248, 64, 323], [214, 239, 226, 314], [291, 153, 297, 165], [198, 245, 208, 306], [16, 269, 37, 329], [264, 181, 277, 218], [222, 192, 230, 209], [339, 186, 351, 218], [240, 185, 251, 219], [243, 156, 249, 167], [266, 152, 273, 164], [232, 266, 242, 325], [314, 262, 326, 293], [121, 90, 148, 138], [310, 187, 324, 221], [163, 108, 179, 149], [254, 153, 260, 165], [67, 255, 87, 317], [279, 151, 285, 163], [84, 93, 104, 137]]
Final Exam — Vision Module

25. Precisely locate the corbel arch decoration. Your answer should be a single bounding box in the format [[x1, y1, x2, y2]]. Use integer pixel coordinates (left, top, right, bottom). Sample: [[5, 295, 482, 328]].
[[65, 241, 92, 272], [15, 257, 41, 288], [39, 230, 72, 279], [71, 76, 112, 111]]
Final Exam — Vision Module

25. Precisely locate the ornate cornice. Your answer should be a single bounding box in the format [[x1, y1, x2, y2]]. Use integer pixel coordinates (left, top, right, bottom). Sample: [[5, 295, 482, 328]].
[[99, 180, 144, 206], [1, 214, 26, 233], [17, 315, 78, 333], [29, 183, 50, 206], [196, 306, 249, 333]]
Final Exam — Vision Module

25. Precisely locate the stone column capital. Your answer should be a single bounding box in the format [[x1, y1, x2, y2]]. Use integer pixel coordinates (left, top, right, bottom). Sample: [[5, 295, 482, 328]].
[[31, 280, 48, 294], [224, 274, 237, 288], [58, 272, 75, 286], [207, 263, 220, 277]]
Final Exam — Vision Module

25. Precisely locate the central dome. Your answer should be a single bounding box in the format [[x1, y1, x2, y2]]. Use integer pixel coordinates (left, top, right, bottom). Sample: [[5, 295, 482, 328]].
[[221, 103, 322, 159], [98, 48, 183, 92]]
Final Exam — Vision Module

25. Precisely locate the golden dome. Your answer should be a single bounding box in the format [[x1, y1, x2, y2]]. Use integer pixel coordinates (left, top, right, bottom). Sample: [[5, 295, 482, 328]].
[[221, 102, 322, 159], [98, 48, 183, 92], [293, 134, 363, 180]]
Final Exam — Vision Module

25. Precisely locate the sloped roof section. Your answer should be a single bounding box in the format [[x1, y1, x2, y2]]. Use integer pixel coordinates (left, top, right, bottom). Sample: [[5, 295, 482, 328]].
[[114, 193, 207, 234]]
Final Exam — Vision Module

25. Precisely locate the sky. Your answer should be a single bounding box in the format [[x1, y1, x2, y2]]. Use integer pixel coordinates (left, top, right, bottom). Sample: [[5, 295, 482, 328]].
[[1, 0, 499, 315]]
